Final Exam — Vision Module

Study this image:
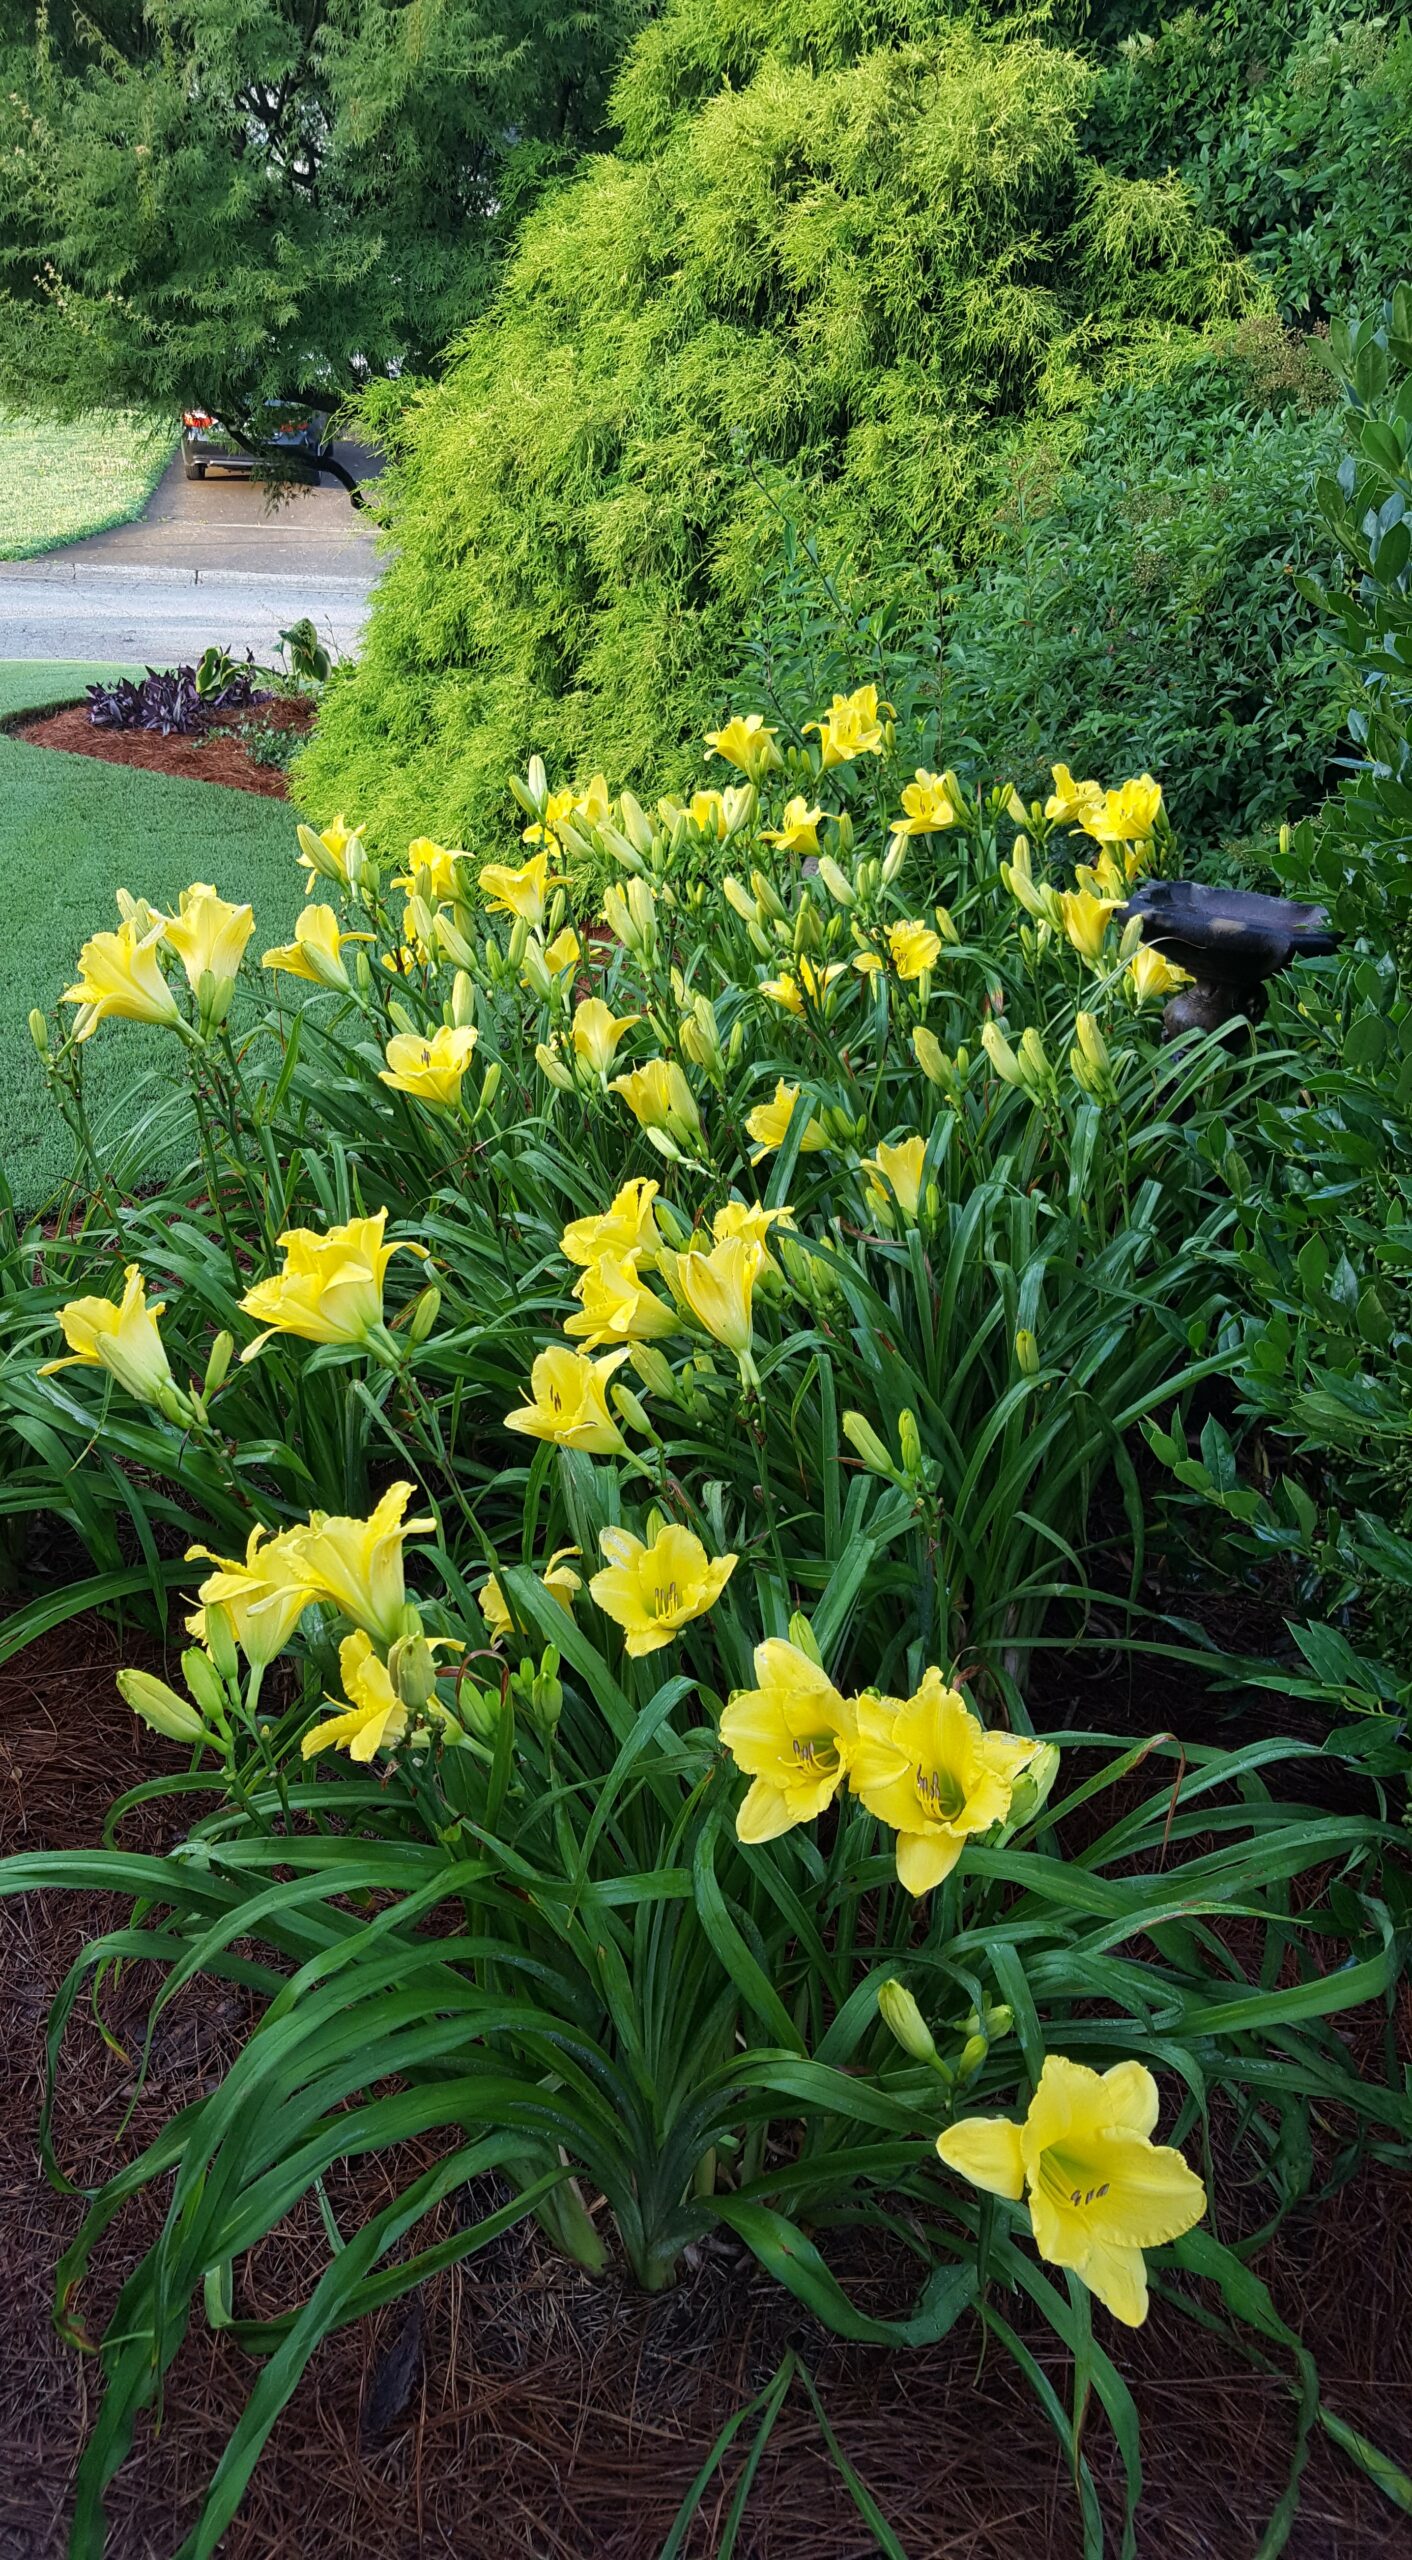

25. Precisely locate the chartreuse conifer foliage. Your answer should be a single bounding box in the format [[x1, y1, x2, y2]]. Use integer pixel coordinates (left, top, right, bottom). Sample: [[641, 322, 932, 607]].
[[299, 0, 1253, 844]]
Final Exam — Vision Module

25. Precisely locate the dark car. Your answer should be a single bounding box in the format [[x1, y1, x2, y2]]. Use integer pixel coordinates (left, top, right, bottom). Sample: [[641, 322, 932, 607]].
[[181, 402, 328, 480]]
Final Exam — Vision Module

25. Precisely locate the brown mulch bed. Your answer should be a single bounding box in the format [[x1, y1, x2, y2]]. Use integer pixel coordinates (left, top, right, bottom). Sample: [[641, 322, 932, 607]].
[[2, 1615, 1410, 2559], [8, 697, 314, 797]]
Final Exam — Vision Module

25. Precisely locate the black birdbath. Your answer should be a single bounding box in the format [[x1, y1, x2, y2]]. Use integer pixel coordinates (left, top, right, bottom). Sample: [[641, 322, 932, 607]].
[[1120, 881, 1340, 1042]]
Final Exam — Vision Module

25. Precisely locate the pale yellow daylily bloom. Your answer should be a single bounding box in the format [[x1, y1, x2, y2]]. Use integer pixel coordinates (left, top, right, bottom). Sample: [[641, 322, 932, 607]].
[[542, 926, 582, 979], [760, 795, 825, 856], [720, 1639, 857, 1842], [186, 1522, 321, 1668], [746, 1079, 829, 1163], [239, 1208, 426, 1356], [851, 1669, 1040, 1895], [505, 1345, 630, 1454], [572, 996, 641, 1077], [262, 902, 373, 989], [805, 683, 891, 770], [295, 1480, 436, 1647], [1058, 887, 1120, 963], [1044, 765, 1104, 827], [688, 789, 730, 840], [296, 815, 364, 888], [478, 851, 560, 928], [62, 914, 181, 1041], [861, 1134, 928, 1224], [301, 1629, 414, 1761], [393, 838, 470, 903], [712, 1200, 794, 1269], [590, 1521, 737, 1657], [890, 770, 958, 838], [564, 1249, 680, 1350], [760, 957, 847, 1017], [887, 919, 942, 980], [1079, 775, 1164, 846], [379, 1025, 479, 1109], [479, 1546, 581, 1643], [936, 2054, 1206, 2325], [704, 712, 783, 782], [521, 785, 576, 847], [41, 1263, 176, 1406], [610, 1057, 702, 1146], [560, 1178, 661, 1270], [162, 883, 254, 995], [662, 1233, 763, 1358], [1128, 943, 1191, 1003]]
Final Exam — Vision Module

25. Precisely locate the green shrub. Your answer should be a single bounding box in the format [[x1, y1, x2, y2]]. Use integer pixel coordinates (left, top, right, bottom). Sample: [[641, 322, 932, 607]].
[[298, 1, 1253, 848]]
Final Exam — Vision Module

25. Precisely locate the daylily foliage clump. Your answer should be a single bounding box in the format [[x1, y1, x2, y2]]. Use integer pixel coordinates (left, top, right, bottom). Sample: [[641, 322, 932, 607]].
[[5, 687, 1409, 2559]]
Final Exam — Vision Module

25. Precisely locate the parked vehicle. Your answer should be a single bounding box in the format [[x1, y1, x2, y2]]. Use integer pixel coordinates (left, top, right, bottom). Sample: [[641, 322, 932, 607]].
[[180, 402, 328, 480]]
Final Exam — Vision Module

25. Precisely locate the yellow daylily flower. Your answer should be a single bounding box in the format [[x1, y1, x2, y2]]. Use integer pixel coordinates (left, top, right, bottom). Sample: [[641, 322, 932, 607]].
[[720, 1639, 857, 1842], [572, 996, 641, 1078], [394, 838, 469, 902], [1044, 765, 1104, 827], [860, 1134, 928, 1224], [887, 919, 942, 980], [573, 772, 613, 830], [760, 795, 825, 856], [1058, 887, 1120, 964], [185, 1522, 320, 1668], [609, 1057, 702, 1146], [851, 1669, 1039, 1895], [478, 851, 560, 928], [661, 1234, 763, 1358], [295, 1480, 436, 1647], [746, 1079, 829, 1163], [560, 1178, 661, 1270], [239, 1208, 426, 1357], [262, 902, 373, 989], [564, 1249, 680, 1350], [590, 1521, 737, 1657], [379, 1025, 479, 1109], [296, 814, 364, 888], [1128, 943, 1191, 1003], [162, 883, 254, 996], [760, 957, 847, 1017], [936, 2054, 1207, 2325], [704, 712, 784, 782], [1079, 775, 1164, 846], [505, 1345, 630, 1454], [41, 1263, 176, 1407], [542, 925, 582, 980], [891, 770, 958, 838], [479, 1546, 581, 1642], [1078, 851, 1127, 901], [61, 913, 182, 1042], [712, 1199, 794, 1268], [805, 683, 891, 770], [521, 785, 576, 847], [688, 788, 730, 839], [302, 1631, 410, 1761]]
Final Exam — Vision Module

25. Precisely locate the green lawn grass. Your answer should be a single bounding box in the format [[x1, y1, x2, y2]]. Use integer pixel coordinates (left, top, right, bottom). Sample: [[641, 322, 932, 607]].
[[0, 411, 176, 560], [0, 664, 304, 1208]]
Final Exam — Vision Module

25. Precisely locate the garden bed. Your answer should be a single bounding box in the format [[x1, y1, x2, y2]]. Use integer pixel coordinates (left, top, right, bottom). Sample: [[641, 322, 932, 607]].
[[8, 695, 314, 797], [3, 1616, 1408, 2560]]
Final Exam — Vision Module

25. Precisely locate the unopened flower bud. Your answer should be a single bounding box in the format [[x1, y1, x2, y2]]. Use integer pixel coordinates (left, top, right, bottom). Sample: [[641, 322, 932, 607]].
[[408, 1284, 441, 1345], [202, 1603, 240, 1687], [29, 1008, 51, 1058], [787, 1610, 823, 1665], [842, 1409, 897, 1478], [898, 1408, 923, 1477], [878, 1978, 936, 2062], [817, 856, 855, 907], [1015, 1327, 1040, 1376], [117, 1667, 208, 1744], [612, 1385, 653, 1438], [180, 1646, 227, 1720]]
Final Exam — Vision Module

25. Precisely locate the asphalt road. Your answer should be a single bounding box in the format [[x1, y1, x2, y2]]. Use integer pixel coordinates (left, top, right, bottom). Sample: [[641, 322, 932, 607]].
[[0, 442, 382, 664]]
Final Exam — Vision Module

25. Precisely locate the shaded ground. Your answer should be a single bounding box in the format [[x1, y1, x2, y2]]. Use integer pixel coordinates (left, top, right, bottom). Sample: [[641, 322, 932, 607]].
[[11, 696, 315, 799], [2, 1617, 1409, 2558]]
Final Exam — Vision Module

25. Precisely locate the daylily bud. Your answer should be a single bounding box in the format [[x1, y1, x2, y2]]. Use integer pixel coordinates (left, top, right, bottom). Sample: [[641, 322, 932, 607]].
[[956, 2032, 990, 2082], [508, 915, 530, 969], [388, 1629, 438, 1713], [388, 999, 419, 1036], [451, 970, 476, 1029], [457, 1681, 505, 1743], [202, 1602, 240, 1687], [354, 949, 374, 993], [478, 1060, 502, 1113], [117, 1667, 208, 1744], [751, 868, 788, 924], [1070, 1011, 1119, 1106], [898, 1407, 923, 1477], [1006, 1741, 1061, 1828], [1015, 1327, 1040, 1376], [787, 1610, 822, 1665], [203, 1330, 234, 1397], [723, 874, 759, 925], [913, 1025, 947, 1086], [536, 1041, 577, 1092], [29, 1007, 51, 1058], [816, 856, 855, 907], [407, 1284, 441, 1345], [612, 1384, 653, 1438], [934, 904, 959, 945], [878, 1978, 937, 2063], [881, 836, 907, 885], [842, 1409, 898, 1478], [436, 912, 476, 968], [628, 1342, 678, 1399], [619, 789, 655, 857], [180, 1645, 227, 1720]]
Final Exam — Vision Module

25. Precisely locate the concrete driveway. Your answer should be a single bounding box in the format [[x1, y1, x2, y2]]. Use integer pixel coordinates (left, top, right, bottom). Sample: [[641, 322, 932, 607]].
[[0, 441, 382, 664]]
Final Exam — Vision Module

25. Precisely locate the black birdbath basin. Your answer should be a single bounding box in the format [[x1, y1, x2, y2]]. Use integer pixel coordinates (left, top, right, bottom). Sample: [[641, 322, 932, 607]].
[[1121, 881, 1340, 1041]]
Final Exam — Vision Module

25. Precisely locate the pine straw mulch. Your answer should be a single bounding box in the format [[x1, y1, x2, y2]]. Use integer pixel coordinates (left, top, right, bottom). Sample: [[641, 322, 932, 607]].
[[2, 1613, 1410, 2559]]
